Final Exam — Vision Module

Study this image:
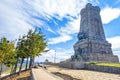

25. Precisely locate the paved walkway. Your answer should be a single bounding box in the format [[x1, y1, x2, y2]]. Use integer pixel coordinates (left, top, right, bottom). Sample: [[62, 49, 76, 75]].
[[31, 68, 63, 80]]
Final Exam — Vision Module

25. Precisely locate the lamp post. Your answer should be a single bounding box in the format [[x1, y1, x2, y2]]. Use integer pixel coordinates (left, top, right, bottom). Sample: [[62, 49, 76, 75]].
[[54, 51, 56, 63]]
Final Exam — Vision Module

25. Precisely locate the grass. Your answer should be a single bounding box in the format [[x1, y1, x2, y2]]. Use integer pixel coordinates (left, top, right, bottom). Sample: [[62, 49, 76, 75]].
[[2, 68, 11, 74], [2, 65, 26, 74], [2, 68, 20, 74], [89, 62, 120, 68]]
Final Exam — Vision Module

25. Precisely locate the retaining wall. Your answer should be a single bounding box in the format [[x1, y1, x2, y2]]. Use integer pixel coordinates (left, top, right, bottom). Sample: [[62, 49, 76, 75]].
[[85, 64, 120, 74], [60, 61, 120, 74]]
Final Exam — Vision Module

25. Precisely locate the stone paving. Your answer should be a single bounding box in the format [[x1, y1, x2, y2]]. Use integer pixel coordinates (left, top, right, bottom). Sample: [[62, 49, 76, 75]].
[[31, 68, 63, 80], [47, 66, 120, 80]]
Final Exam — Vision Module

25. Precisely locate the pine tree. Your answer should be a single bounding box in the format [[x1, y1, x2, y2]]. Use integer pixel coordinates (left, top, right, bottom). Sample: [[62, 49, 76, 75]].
[[0, 38, 16, 76], [27, 29, 47, 69]]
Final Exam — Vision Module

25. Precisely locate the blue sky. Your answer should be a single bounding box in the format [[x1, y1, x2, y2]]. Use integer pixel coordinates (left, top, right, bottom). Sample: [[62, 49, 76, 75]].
[[0, 0, 120, 62]]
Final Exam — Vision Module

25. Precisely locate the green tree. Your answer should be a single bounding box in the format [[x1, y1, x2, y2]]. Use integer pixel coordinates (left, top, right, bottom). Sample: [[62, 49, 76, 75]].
[[15, 28, 47, 75], [16, 35, 27, 74], [27, 29, 47, 69], [0, 38, 16, 76]]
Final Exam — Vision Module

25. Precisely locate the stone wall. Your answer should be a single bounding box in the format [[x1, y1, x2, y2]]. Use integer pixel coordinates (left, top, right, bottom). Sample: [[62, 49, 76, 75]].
[[60, 61, 85, 69], [60, 61, 120, 74], [73, 39, 119, 63], [86, 53, 119, 62], [85, 64, 120, 74]]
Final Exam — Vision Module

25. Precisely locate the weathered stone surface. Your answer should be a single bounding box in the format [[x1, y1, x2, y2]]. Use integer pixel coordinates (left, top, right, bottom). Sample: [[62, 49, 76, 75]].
[[60, 62, 120, 74], [60, 61, 85, 69], [85, 64, 120, 74], [72, 3, 119, 62], [60, 3, 119, 70], [30, 68, 63, 80]]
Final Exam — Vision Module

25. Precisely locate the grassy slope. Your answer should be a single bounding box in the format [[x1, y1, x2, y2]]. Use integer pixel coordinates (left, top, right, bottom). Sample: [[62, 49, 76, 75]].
[[89, 62, 120, 68]]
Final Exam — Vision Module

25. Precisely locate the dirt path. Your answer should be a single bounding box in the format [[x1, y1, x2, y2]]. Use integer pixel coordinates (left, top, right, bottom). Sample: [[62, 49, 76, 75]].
[[47, 65, 120, 80]]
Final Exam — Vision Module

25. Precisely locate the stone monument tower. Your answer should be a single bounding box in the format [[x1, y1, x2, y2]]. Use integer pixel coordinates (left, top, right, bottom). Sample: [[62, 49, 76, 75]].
[[72, 3, 119, 62]]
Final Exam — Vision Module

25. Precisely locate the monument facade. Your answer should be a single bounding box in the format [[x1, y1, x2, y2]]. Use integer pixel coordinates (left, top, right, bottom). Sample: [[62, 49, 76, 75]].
[[72, 3, 119, 62]]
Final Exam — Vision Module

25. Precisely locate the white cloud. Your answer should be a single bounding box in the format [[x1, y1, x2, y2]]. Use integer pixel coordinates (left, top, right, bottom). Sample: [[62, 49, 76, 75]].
[[107, 36, 120, 60], [113, 50, 120, 61], [58, 17, 80, 35], [0, 1, 34, 40], [26, 0, 87, 19], [107, 36, 120, 50], [46, 27, 56, 34], [0, 0, 100, 42], [48, 17, 80, 44], [48, 34, 72, 44], [100, 7, 120, 24], [35, 49, 74, 62], [35, 49, 55, 62]]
